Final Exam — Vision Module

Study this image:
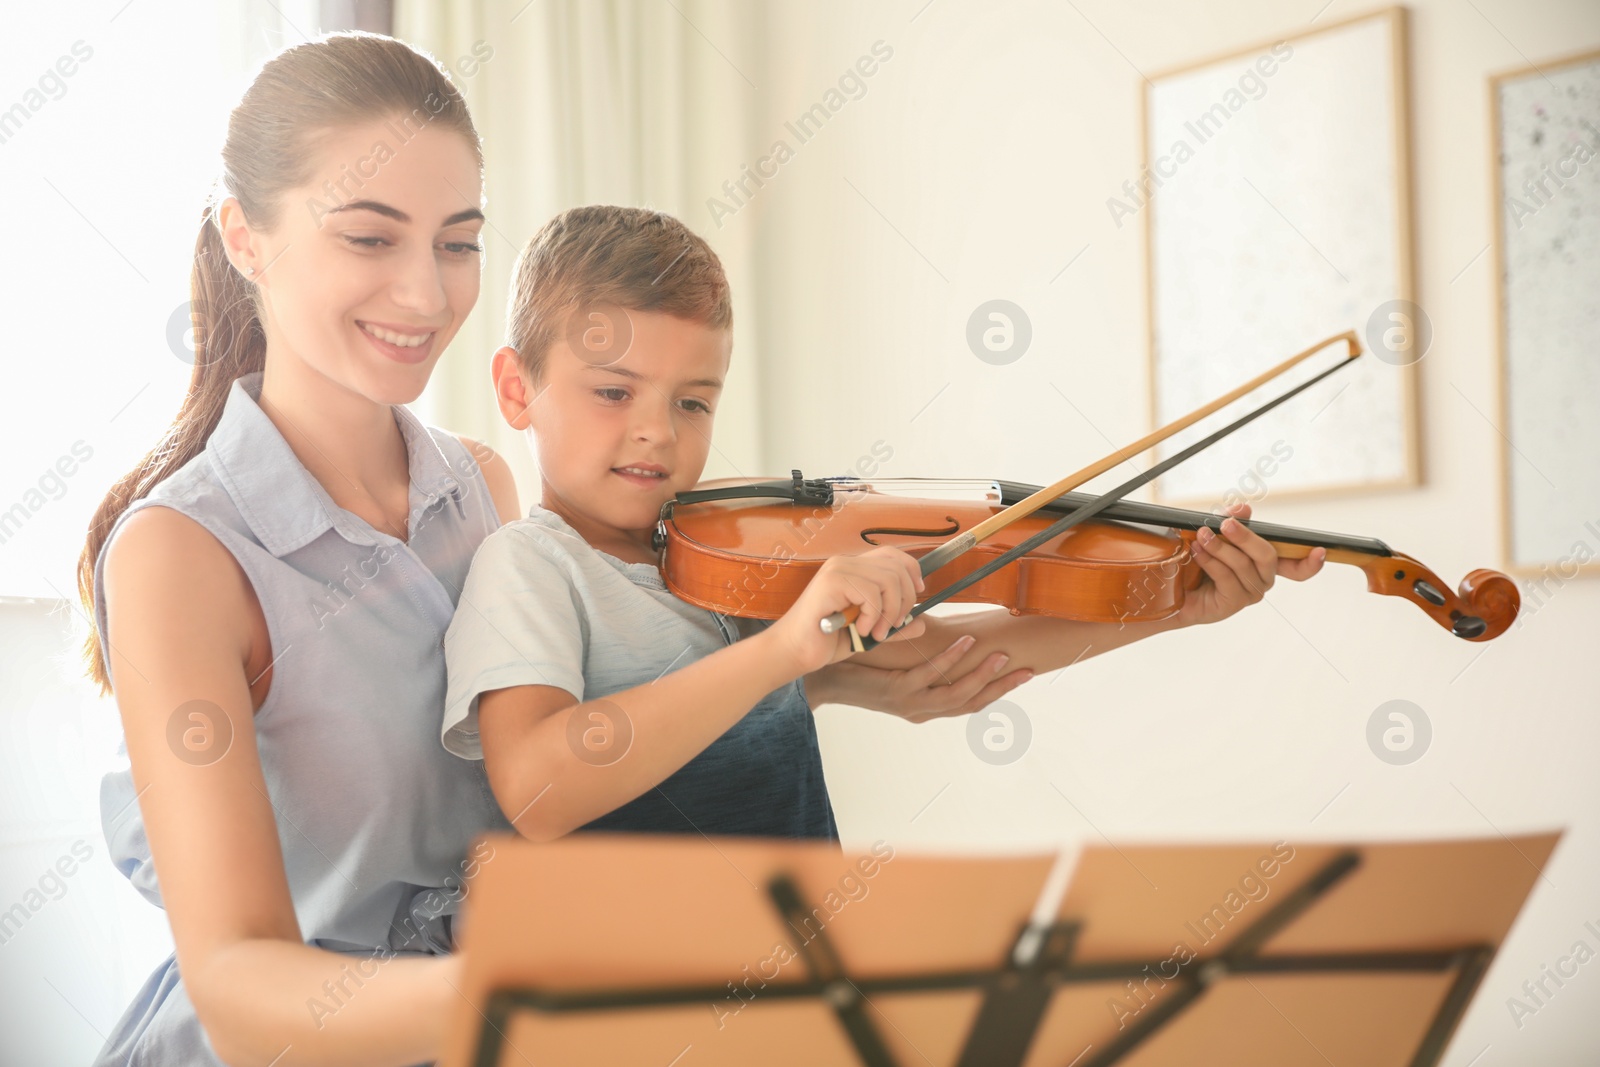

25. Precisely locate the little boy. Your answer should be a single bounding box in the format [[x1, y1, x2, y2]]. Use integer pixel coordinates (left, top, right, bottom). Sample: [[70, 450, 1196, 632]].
[[441, 205, 1321, 844], [440, 205, 925, 842]]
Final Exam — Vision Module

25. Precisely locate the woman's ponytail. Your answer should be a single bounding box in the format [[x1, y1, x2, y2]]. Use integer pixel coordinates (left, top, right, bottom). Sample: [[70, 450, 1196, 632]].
[[74, 208, 266, 694]]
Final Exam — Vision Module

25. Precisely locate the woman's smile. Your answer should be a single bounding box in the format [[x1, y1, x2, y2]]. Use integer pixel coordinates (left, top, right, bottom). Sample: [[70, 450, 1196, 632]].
[[357, 319, 437, 364]]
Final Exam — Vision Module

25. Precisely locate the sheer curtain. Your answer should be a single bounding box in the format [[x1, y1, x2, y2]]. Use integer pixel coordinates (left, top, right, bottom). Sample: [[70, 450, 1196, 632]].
[[397, 0, 769, 495]]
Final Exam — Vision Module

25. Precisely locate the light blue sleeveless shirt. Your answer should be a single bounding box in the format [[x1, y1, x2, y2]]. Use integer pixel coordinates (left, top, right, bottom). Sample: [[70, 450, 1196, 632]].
[[90, 371, 513, 1066]]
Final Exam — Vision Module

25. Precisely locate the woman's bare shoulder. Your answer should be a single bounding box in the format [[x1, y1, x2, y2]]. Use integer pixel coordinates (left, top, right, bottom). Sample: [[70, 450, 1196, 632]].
[[105, 503, 235, 574], [101, 504, 255, 658]]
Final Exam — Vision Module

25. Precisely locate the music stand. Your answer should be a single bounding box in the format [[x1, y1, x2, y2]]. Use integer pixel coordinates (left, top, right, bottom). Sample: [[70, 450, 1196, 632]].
[[441, 831, 1559, 1067]]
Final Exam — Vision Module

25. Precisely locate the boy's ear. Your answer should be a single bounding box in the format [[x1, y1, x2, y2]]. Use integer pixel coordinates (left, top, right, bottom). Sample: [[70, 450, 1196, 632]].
[[491, 346, 538, 429]]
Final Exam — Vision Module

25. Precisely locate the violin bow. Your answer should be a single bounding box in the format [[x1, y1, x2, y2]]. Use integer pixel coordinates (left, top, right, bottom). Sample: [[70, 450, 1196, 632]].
[[825, 329, 1364, 650]]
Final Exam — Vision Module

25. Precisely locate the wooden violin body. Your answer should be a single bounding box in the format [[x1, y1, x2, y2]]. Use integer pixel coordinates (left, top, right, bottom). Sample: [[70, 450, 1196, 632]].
[[663, 491, 1200, 625], [655, 475, 1521, 641]]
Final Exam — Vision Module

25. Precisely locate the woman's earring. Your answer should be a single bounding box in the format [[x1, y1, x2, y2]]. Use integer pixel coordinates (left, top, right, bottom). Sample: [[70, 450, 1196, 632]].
[[245, 266, 257, 277]]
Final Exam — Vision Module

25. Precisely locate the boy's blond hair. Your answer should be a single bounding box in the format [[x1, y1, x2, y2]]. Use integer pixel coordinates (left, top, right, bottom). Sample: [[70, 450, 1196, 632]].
[[506, 205, 733, 379]]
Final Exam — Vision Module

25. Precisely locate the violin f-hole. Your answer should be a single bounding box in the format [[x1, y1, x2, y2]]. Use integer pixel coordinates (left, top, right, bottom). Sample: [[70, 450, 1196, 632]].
[[861, 518, 961, 545]]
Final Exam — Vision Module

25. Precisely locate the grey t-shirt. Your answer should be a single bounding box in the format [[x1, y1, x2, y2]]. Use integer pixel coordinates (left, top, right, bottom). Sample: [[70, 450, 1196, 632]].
[[442, 505, 837, 840]]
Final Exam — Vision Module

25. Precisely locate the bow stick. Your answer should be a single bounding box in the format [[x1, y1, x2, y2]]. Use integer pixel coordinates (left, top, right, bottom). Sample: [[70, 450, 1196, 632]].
[[823, 329, 1365, 650]]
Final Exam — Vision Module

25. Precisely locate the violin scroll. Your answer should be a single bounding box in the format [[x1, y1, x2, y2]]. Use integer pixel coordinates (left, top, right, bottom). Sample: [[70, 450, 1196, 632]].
[[1456, 568, 1522, 641], [1359, 553, 1520, 642]]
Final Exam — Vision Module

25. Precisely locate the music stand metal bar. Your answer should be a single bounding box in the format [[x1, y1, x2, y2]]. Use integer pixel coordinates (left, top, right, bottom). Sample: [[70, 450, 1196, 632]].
[[768, 874, 901, 1067], [954, 921, 1082, 1067], [1408, 946, 1496, 1067]]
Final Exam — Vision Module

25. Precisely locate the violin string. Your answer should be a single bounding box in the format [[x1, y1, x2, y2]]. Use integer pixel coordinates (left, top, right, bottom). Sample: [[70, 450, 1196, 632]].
[[857, 353, 1358, 650], [994, 484, 1392, 557], [837, 478, 1390, 555]]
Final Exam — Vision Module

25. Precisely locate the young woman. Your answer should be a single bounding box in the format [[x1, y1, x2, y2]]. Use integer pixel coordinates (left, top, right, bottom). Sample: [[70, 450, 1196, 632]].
[[76, 33, 1029, 1067]]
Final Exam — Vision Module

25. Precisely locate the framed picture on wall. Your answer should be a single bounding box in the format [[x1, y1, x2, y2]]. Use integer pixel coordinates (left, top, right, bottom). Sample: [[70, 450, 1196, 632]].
[[1490, 46, 1600, 579], [1140, 6, 1419, 507]]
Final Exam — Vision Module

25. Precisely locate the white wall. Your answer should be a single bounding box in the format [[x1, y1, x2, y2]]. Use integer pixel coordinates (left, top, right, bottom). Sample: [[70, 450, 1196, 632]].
[[688, 2, 1597, 1063]]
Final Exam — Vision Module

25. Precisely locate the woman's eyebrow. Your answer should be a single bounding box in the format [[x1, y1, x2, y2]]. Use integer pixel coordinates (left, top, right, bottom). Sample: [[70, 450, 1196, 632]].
[[325, 199, 485, 226]]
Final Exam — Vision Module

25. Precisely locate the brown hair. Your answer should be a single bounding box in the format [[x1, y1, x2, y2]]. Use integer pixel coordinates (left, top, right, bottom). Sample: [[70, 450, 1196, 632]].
[[76, 32, 482, 694], [505, 205, 732, 380]]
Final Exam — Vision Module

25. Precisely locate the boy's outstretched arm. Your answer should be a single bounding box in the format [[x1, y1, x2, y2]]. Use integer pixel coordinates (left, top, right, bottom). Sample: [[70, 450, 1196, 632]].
[[477, 546, 925, 841], [477, 634, 799, 842]]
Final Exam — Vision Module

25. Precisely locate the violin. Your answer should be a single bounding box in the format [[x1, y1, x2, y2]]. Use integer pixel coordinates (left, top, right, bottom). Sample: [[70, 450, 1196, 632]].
[[653, 331, 1520, 646], [654, 473, 1520, 642]]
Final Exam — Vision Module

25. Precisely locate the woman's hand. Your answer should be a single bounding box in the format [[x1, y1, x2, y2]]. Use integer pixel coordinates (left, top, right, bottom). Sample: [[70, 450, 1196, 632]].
[[805, 634, 1033, 724], [1174, 501, 1326, 627]]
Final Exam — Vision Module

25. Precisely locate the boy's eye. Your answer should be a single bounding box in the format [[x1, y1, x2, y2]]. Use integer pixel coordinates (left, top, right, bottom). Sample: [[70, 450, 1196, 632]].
[[594, 387, 630, 402], [679, 398, 712, 415]]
